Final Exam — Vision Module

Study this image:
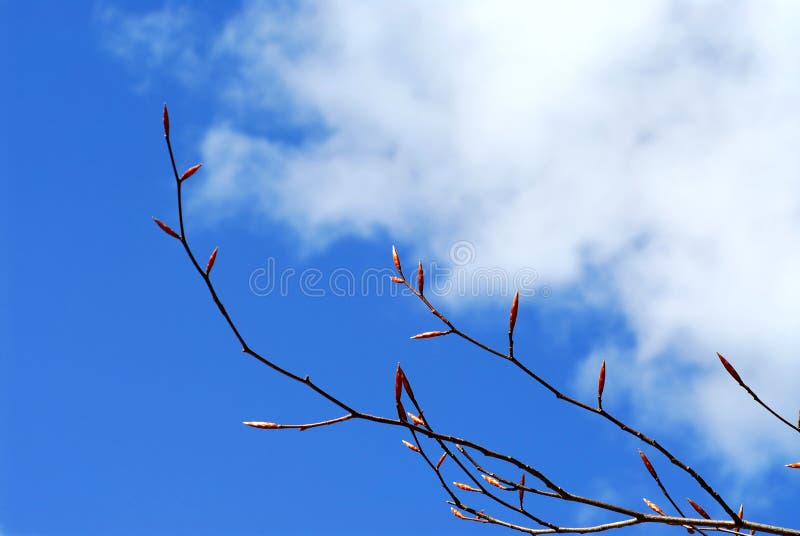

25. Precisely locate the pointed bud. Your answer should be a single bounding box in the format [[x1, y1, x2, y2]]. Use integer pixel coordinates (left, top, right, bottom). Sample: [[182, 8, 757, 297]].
[[638, 450, 658, 480], [392, 245, 402, 273], [243, 421, 280, 429], [481, 474, 507, 490], [453, 481, 481, 492], [394, 363, 403, 402], [597, 360, 606, 408], [518, 473, 525, 509], [205, 247, 219, 275], [717, 352, 743, 384], [735, 504, 744, 533], [410, 330, 450, 339], [786, 462, 800, 468], [643, 498, 665, 516], [163, 104, 170, 138], [417, 260, 424, 295], [509, 291, 519, 333], [402, 439, 421, 453], [451, 507, 469, 520], [407, 412, 425, 427], [390, 276, 405, 284], [153, 217, 180, 239], [687, 498, 710, 519], [436, 452, 447, 470], [180, 163, 202, 181], [395, 364, 408, 424]]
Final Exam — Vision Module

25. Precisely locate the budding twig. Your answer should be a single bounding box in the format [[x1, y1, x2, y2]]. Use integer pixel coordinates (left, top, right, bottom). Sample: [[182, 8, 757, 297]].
[[717, 353, 799, 434]]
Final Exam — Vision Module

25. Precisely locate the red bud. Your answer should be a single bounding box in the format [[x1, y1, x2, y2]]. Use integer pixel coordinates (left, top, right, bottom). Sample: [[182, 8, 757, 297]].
[[786, 462, 800, 468], [163, 104, 170, 138], [638, 449, 658, 480], [687, 499, 710, 519], [392, 245, 402, 273], [417, 260, 424, 295], [410, 330, 450, 339], [205, 247, 218, 275], [180, 163, 202, 181], [717, 352, 743, 384], [509, 291, 519, 333], [390, 276, 405, 284], [518, 473, 525, 509], [597, 360, 606, 408], [153, 217, 180, 239], [436, 452, 447, 470]]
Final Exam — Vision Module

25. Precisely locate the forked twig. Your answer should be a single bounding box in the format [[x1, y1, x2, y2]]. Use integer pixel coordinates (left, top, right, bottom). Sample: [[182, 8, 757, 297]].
[[156, 106, 799, 536]]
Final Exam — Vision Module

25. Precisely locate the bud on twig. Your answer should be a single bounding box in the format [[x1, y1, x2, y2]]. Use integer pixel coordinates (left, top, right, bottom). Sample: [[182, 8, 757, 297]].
[[395, 364, 408, 424], [735, 504, 744, 533], [643, 498, 666, 516], [242, 421, 280, 429], [509, 291, 519, 334], [687, 498, 711, 519], [597, 360, 606, 409], [717, 352, 743, 384], [453, 481, 481, 492], [163, 104, 170, 138], [392, 245, 402, 274], [153, 217, 181, 239], [638, 449, 658, 480], [407, 412, 426, 427], [390, 276, 405, 284], [436, 452, 447, 471], [410, 330, 451, 339], [402, 439, 421, 453], [180, 163, 202, 182], [481, 474, 507, 490], [205, 247, 219, 275], [786, 462, 800, 468], [519, 473, 525, 509], [417, 260, 424, 295]]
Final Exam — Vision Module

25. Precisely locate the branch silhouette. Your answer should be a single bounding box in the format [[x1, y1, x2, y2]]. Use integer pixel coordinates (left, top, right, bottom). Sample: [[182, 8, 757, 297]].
[[155, 105, 799, 535]]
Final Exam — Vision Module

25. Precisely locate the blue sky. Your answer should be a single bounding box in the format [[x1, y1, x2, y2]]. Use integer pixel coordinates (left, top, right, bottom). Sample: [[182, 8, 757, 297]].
[[2, 1, 799, 535]]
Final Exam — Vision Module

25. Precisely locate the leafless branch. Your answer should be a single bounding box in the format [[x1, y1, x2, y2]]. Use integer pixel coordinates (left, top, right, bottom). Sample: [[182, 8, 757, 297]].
[[156, 106, 799, 536]]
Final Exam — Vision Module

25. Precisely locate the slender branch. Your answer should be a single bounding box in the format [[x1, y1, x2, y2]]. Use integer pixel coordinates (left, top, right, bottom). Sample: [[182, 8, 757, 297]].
[[717, 353, 799, 435], [398, 274, 739, 521], [158, 107, 799, 536]]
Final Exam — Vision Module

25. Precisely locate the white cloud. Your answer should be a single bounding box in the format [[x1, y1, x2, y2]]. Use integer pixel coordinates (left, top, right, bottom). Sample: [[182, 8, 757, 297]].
[[109, 1, 800, 472]]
